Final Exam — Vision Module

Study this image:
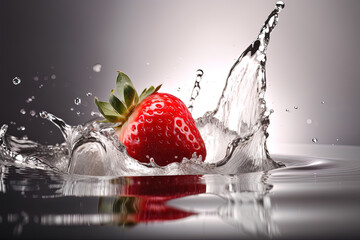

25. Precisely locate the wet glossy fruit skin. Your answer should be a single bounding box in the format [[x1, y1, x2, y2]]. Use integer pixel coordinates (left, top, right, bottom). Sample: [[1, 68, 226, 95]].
[[117, 93, 206, 166]]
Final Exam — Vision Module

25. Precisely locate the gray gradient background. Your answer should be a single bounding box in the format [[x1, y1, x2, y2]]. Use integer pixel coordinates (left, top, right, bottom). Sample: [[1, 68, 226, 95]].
[[1, 0, 359, 150]]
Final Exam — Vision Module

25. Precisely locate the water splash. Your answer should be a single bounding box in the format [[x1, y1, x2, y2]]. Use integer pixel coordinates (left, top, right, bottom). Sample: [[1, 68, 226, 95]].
[[210, 3, 284, 135], [0, 2, 285, 176], [196, 2, 285, 171]]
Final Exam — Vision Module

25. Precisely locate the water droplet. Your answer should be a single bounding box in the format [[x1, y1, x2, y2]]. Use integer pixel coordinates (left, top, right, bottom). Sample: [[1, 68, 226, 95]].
[[25, 98, 33, 103], [76, 111, 81, 116], [285, 109, 290, 112], [149, 157, 160, 167], [74, 97, 81, 105], [10, 121, 16, 125], [33, 76, 39, 81], [196, 69, 204, 77], [294, 106, 299, 110], [39, 111, 48, 119], [20, 109, 26, 115], [312, 138, 318, 143], [50, 74, 56, 80], [22, 135, 28, 140], [86, 92, 92, 97], [90, 111, 101, 117], [92, 64, 102, 72], [270, 109, 274, 114], [70, 108, 74, 111], [177, 87, 181, 92], [321, 101, 325, 104], [12, 77, 21, 85], [306, 118, 312, 124], [336, 138, 339, 142], [276, 1, 285, 10], [17, 126, 26, 131], [29, 110, 36, 116], [146, 62, 150, 66], [31, 96, 35, 100], [39, 84, 43, 89]]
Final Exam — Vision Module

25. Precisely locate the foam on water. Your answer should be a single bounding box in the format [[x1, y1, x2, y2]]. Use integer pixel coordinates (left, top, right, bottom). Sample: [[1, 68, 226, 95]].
[[0, 2, 285, 176]]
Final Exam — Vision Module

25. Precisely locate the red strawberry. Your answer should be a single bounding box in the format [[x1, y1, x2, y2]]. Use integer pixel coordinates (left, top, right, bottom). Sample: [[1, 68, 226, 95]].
[[95, 71, 206, 166]]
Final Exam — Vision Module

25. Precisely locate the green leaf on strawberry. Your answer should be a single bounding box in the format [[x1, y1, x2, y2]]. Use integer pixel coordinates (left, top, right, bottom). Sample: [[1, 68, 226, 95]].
[[94, 98, 125, 123], [116, 71, 138, 103], [95, 71, 161, 126], [109, 90, 127, 115], [94, 71, 206, 166]]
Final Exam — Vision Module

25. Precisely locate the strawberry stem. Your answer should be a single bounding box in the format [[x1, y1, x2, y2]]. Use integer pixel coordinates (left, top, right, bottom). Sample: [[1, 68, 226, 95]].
[[94, 71, 162, 127]]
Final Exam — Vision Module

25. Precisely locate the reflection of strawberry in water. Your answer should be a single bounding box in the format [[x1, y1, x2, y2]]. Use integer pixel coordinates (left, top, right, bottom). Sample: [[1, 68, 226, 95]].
[[98, 175, 206, 225]]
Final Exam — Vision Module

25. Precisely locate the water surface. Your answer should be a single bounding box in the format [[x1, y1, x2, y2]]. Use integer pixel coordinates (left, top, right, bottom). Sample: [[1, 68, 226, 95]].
[[1, 146, 360, 239]]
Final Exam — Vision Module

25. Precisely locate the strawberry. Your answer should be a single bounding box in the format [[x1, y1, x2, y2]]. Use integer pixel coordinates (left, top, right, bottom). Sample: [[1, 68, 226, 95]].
[[94, 71, 206, 166]]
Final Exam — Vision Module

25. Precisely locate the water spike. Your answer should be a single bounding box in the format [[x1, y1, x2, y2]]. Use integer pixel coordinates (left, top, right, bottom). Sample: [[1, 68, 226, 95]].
[[0, 124, 8, 143], [206, 3, 285, 170], [39, 111, 72, 140], [212, 3, 284, 135], [257, 1, 284, 53], [188, 69, 204, 112]]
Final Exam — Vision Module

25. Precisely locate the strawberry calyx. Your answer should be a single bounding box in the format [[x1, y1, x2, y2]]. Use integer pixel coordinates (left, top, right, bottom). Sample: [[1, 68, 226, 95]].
[[94, 71, 162, 129]]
